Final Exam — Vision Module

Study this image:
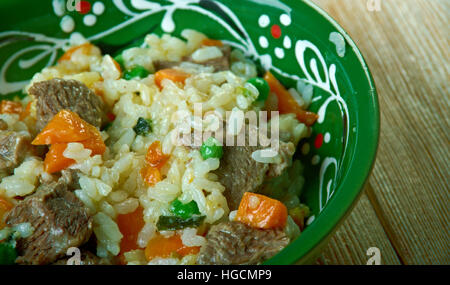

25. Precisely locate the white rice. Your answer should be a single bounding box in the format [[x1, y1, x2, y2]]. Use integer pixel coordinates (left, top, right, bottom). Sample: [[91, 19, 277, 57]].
[[191, 46, 223, 62]]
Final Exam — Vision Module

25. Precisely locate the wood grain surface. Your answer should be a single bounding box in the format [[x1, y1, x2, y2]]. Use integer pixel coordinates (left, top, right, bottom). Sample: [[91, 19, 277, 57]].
[[311, 0, 449, 265]]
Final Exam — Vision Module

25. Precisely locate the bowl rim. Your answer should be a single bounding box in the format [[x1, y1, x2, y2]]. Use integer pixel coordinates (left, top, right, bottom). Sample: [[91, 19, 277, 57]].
[[266, 0, 380, 264]]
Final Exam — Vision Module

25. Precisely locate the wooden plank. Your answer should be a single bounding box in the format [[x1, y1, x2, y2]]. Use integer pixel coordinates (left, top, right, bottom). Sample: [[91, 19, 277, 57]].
[[312, 0, 450, 264], [317, 190, 402, 265]]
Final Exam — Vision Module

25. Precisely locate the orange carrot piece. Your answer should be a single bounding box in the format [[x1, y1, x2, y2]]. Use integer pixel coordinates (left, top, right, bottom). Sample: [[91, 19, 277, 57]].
[[35, 110, 106, 173], [43, 143, 75, 174], [0, 100, 22, 115], [43, 135, 105, 174], [201, 38, 223, 47], [263, 71, 318, 126], [80, 132, 106, 156], [140, 141, 169, 186], [144, 233, 200, 261], [145, 141, 170, 169], [0, 196, 13, 230], [117, 206, 145, 255], [19, 101, 33, 120], [235, 192, 288, 229], [58, 43, 94, 62], [176, 243, 201, 257], [154, 68, 190, 90], [140, 165, 162, 187], [32, 110, 94, 145]]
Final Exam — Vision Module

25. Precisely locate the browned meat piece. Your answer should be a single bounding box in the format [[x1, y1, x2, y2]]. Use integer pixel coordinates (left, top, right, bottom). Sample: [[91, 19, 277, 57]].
[[28, 78, 106, 131], [213, 144, 268, 210], [267, 141, 295, 178], [197, 45, 231, 71], [5, 181, 93, 265], [153, 45, 231, 72], [153, 60, 180, 71], [0, 131, 30, 173], [59, 169, 81, 191], [52, 250, 110, 265], [197, 221, 289, 265], [0, 119, 8, 130]]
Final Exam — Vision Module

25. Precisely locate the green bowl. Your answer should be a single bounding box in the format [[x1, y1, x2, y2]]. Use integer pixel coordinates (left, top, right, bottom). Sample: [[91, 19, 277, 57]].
[[0, 0, 379, 264]]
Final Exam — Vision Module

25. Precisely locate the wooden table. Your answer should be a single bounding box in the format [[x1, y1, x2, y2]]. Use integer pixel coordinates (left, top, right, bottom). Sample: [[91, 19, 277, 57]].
[[310, 0, 449, 265]]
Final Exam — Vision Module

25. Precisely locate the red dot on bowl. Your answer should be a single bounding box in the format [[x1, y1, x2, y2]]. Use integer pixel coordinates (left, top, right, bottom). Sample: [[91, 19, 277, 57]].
[[77, 1, 91, 14], [314, 133, 323, 149], [271, 24, 281, 39]]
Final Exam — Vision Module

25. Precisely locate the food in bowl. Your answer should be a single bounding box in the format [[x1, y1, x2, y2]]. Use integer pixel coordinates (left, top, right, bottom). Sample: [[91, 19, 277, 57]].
[[0, 29, 318, 265]]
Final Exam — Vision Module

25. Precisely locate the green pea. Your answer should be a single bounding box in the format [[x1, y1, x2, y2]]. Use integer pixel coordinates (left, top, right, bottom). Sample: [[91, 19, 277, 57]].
[[123, 65, 149, 80], [200, 137, 223, 160], [247, 77, 270, 102], [0, 242, 17, 265], [169, 199, 200, 219]]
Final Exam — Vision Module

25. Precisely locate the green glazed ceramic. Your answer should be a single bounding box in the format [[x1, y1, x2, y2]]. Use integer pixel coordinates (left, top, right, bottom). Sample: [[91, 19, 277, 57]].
[[0, 0, 379, 264]]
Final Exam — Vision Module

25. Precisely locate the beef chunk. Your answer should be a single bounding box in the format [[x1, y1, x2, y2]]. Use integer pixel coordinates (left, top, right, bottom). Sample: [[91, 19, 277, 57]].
[[153, 60, 180, 71], [0, 131, 30, 173], [59, 169, 81, 191], [52, 250, 110, 265], [5, 181, 92, 265], [197, 45, 231, 72], [154, 45, 231, 72], [197, 221, 289, 265], [213, 144, 268, 210], [29, 78, 106, 131], [267, 141, 295, 178], [0, 119, 8, 130]]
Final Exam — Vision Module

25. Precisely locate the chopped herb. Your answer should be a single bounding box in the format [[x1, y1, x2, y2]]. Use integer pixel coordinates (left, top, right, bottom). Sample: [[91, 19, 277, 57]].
[[0, 242, 17, 265], [133, 117, 152, 136], [156, 215, 206, 231], [169, 199, 201, 219]]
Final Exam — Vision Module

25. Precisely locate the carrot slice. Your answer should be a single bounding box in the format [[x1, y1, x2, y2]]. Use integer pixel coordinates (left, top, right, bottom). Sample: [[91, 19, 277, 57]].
[[32, 110, 94, 145], [145, 141, 170, 168], [154, 68, 190, 90], [144, 233, 200, 261], [140, 141, 169, 187], [140, 165, 162, 187], [201, 38, 223, 47], [0, 100, 22, 115], [34, 110, 106, 173], [235, 192, 288, 229], [58, 43, 94, 62], [43, 136, 105, 174], [0, 196, 13, 230], [263, 71, 318, 126], [80, 132, 106, 156], [44, 143, 75, 174], [117, 206, 145, 255]]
